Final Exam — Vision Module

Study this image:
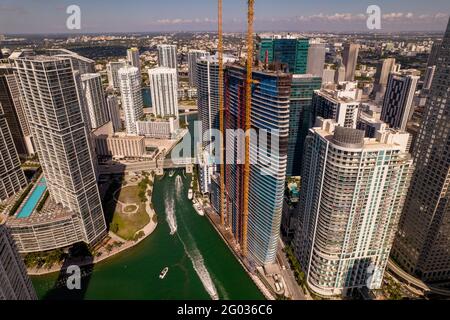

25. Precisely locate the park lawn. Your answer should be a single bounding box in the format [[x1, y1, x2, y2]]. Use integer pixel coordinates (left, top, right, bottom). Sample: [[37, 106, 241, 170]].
[[112, 204, 150, 240], [116, 186, 140, 204]]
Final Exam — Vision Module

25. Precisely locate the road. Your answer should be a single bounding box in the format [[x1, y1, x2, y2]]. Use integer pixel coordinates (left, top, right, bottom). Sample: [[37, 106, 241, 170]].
[[98, 158, 195, 174], [277, 239, 307, 300]]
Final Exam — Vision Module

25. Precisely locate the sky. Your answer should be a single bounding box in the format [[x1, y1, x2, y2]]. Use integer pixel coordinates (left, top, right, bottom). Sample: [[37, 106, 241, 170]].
[[0, 0, 449, 34]]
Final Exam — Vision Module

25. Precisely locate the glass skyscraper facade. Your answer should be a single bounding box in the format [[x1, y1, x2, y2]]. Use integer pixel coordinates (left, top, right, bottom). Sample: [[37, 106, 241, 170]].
[[224, 65, 291, 266], [287, 75, 322, 176], [258, 38, 310, 74]]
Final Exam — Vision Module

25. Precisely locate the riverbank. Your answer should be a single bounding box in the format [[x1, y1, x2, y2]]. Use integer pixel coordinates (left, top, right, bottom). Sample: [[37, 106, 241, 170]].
[[28, 174, 158, 276]]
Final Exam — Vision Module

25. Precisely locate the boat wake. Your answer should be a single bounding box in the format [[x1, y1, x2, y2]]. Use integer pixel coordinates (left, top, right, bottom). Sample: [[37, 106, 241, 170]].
[[165, 196, 177, 235], [179, 236, 219, 300], [175, 175, 183, 199]]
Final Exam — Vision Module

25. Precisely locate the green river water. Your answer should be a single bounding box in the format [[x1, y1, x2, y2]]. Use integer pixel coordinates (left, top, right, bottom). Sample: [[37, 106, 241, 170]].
[[31, 115, 264, 300]]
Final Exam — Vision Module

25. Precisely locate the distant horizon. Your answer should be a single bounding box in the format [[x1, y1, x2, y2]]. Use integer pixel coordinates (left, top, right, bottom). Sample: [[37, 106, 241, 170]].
[[2, 29, 447, 37], [1, 0, 449, 34]]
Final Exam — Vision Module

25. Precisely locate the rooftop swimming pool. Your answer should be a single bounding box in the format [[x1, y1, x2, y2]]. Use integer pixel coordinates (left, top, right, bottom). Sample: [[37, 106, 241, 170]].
[[16, 178, 47, 219]]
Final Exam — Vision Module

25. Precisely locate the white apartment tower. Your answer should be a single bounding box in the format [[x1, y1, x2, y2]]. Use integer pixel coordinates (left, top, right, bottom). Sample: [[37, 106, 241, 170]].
[[157, 45, 177, 70], [119, 66, 143, 134], [293, 119, 413, 297], [14, 56, 107, 245], [127, 47, 141, 73], [107, 61, 127, 90], [81, 73, 110, 129], [0, 103, 27, 201], [0, 224, 37, 300], [149, 67, 178, 118]]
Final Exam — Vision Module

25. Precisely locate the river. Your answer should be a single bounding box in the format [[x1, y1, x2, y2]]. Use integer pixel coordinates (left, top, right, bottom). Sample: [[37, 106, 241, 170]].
[[31, 115, 264, 300]]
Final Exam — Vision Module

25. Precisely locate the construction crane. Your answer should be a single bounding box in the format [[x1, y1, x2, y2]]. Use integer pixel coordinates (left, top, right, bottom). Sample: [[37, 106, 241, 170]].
[[218, 0, 226, 227], [241, 0, 255, 258], [217, 0, 254, 258]]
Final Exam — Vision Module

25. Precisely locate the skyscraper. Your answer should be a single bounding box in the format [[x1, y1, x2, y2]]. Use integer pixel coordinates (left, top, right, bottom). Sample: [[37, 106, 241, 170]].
[[223, 65, 291, 266], [312, 89, 360, 129], [294, 119, 413, 296], [149, 67, 178, 118], [0, 70, 33, 156], [381, 72, 419, 131], [127, 47, 141, 73], [81, 73, 110, 129], [157, 44, 177, 69], [14, 56, 107, 245], [427, 41, 441, 67], [196, 54, 236, 148], [287, 74, 322, 176], [47, 48, 96, 75], [107, 61, 127, 90], [342, 43, 360, 81], [306, 41, 326, 77], [258, 37, 309, 74], [188, 50, 209, 88], [373, 58, 397, 100], [392, 20, 450, 283], [118, 66, 143, 135], [0, 102, 27, 201], [106, 95, 122, 132], [0, 224, 37, 300]]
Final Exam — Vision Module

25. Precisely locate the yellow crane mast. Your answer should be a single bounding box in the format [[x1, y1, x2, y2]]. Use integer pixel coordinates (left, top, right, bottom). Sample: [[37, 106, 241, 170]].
[[218, 0, 226, 227], [242, 0, 254, 258]]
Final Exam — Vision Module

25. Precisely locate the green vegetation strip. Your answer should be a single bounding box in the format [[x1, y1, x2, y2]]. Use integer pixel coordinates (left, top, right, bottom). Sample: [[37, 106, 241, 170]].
[[9, 183, 33, 216], [36, 190, 49, 212]]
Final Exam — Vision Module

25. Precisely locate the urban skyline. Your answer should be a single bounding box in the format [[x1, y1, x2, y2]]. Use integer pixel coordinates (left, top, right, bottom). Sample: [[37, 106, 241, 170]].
[[1, 0, 450, 304]]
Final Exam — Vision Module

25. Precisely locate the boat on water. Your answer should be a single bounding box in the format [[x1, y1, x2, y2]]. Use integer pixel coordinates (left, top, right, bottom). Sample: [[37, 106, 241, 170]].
[[159, 267, 169, 279], [168, 170, 175, 177], [193, 202, 204, 216], [188, 188, 193, 200]]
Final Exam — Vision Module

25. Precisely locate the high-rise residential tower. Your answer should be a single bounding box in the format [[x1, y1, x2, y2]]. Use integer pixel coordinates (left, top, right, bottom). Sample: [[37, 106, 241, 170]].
[[149, 67, 178, 118], [0, 102, 27, 201], [294, 119, 413, 297], [127, 47, 141, 73], [188, 50, 209, 88], [0, 224, 37, 300], [427, 41, 441, 67], [223, 65, 291, 266], [81, 73, 110, 129], [118, 66, 143, 135], [287, 74, 322, 176], [381, 72, 419, 131], [14, 56, 107, 245], [392, 20, 450, 283], [196, 54, 236, 148], [342, 43, 360, 81], [0, 65, 34, 156], [157, 44, 177, 70], [107, 61, 127, 90]]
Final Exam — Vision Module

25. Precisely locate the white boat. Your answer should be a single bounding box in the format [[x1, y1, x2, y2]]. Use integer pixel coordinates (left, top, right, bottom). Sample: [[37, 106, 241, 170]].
[[168, 170, 175, 177], [193, 202, 205, 216], [188, 188, 193, 200], [159, 267, 169, 279]]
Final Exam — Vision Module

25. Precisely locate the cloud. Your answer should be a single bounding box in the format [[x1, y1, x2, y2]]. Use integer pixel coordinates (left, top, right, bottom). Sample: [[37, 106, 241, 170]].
[[154, 17, 217, 25]]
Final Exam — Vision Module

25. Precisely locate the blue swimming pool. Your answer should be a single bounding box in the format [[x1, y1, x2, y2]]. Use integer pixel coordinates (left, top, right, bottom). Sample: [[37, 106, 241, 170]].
[[16, 178, 47, 219]]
